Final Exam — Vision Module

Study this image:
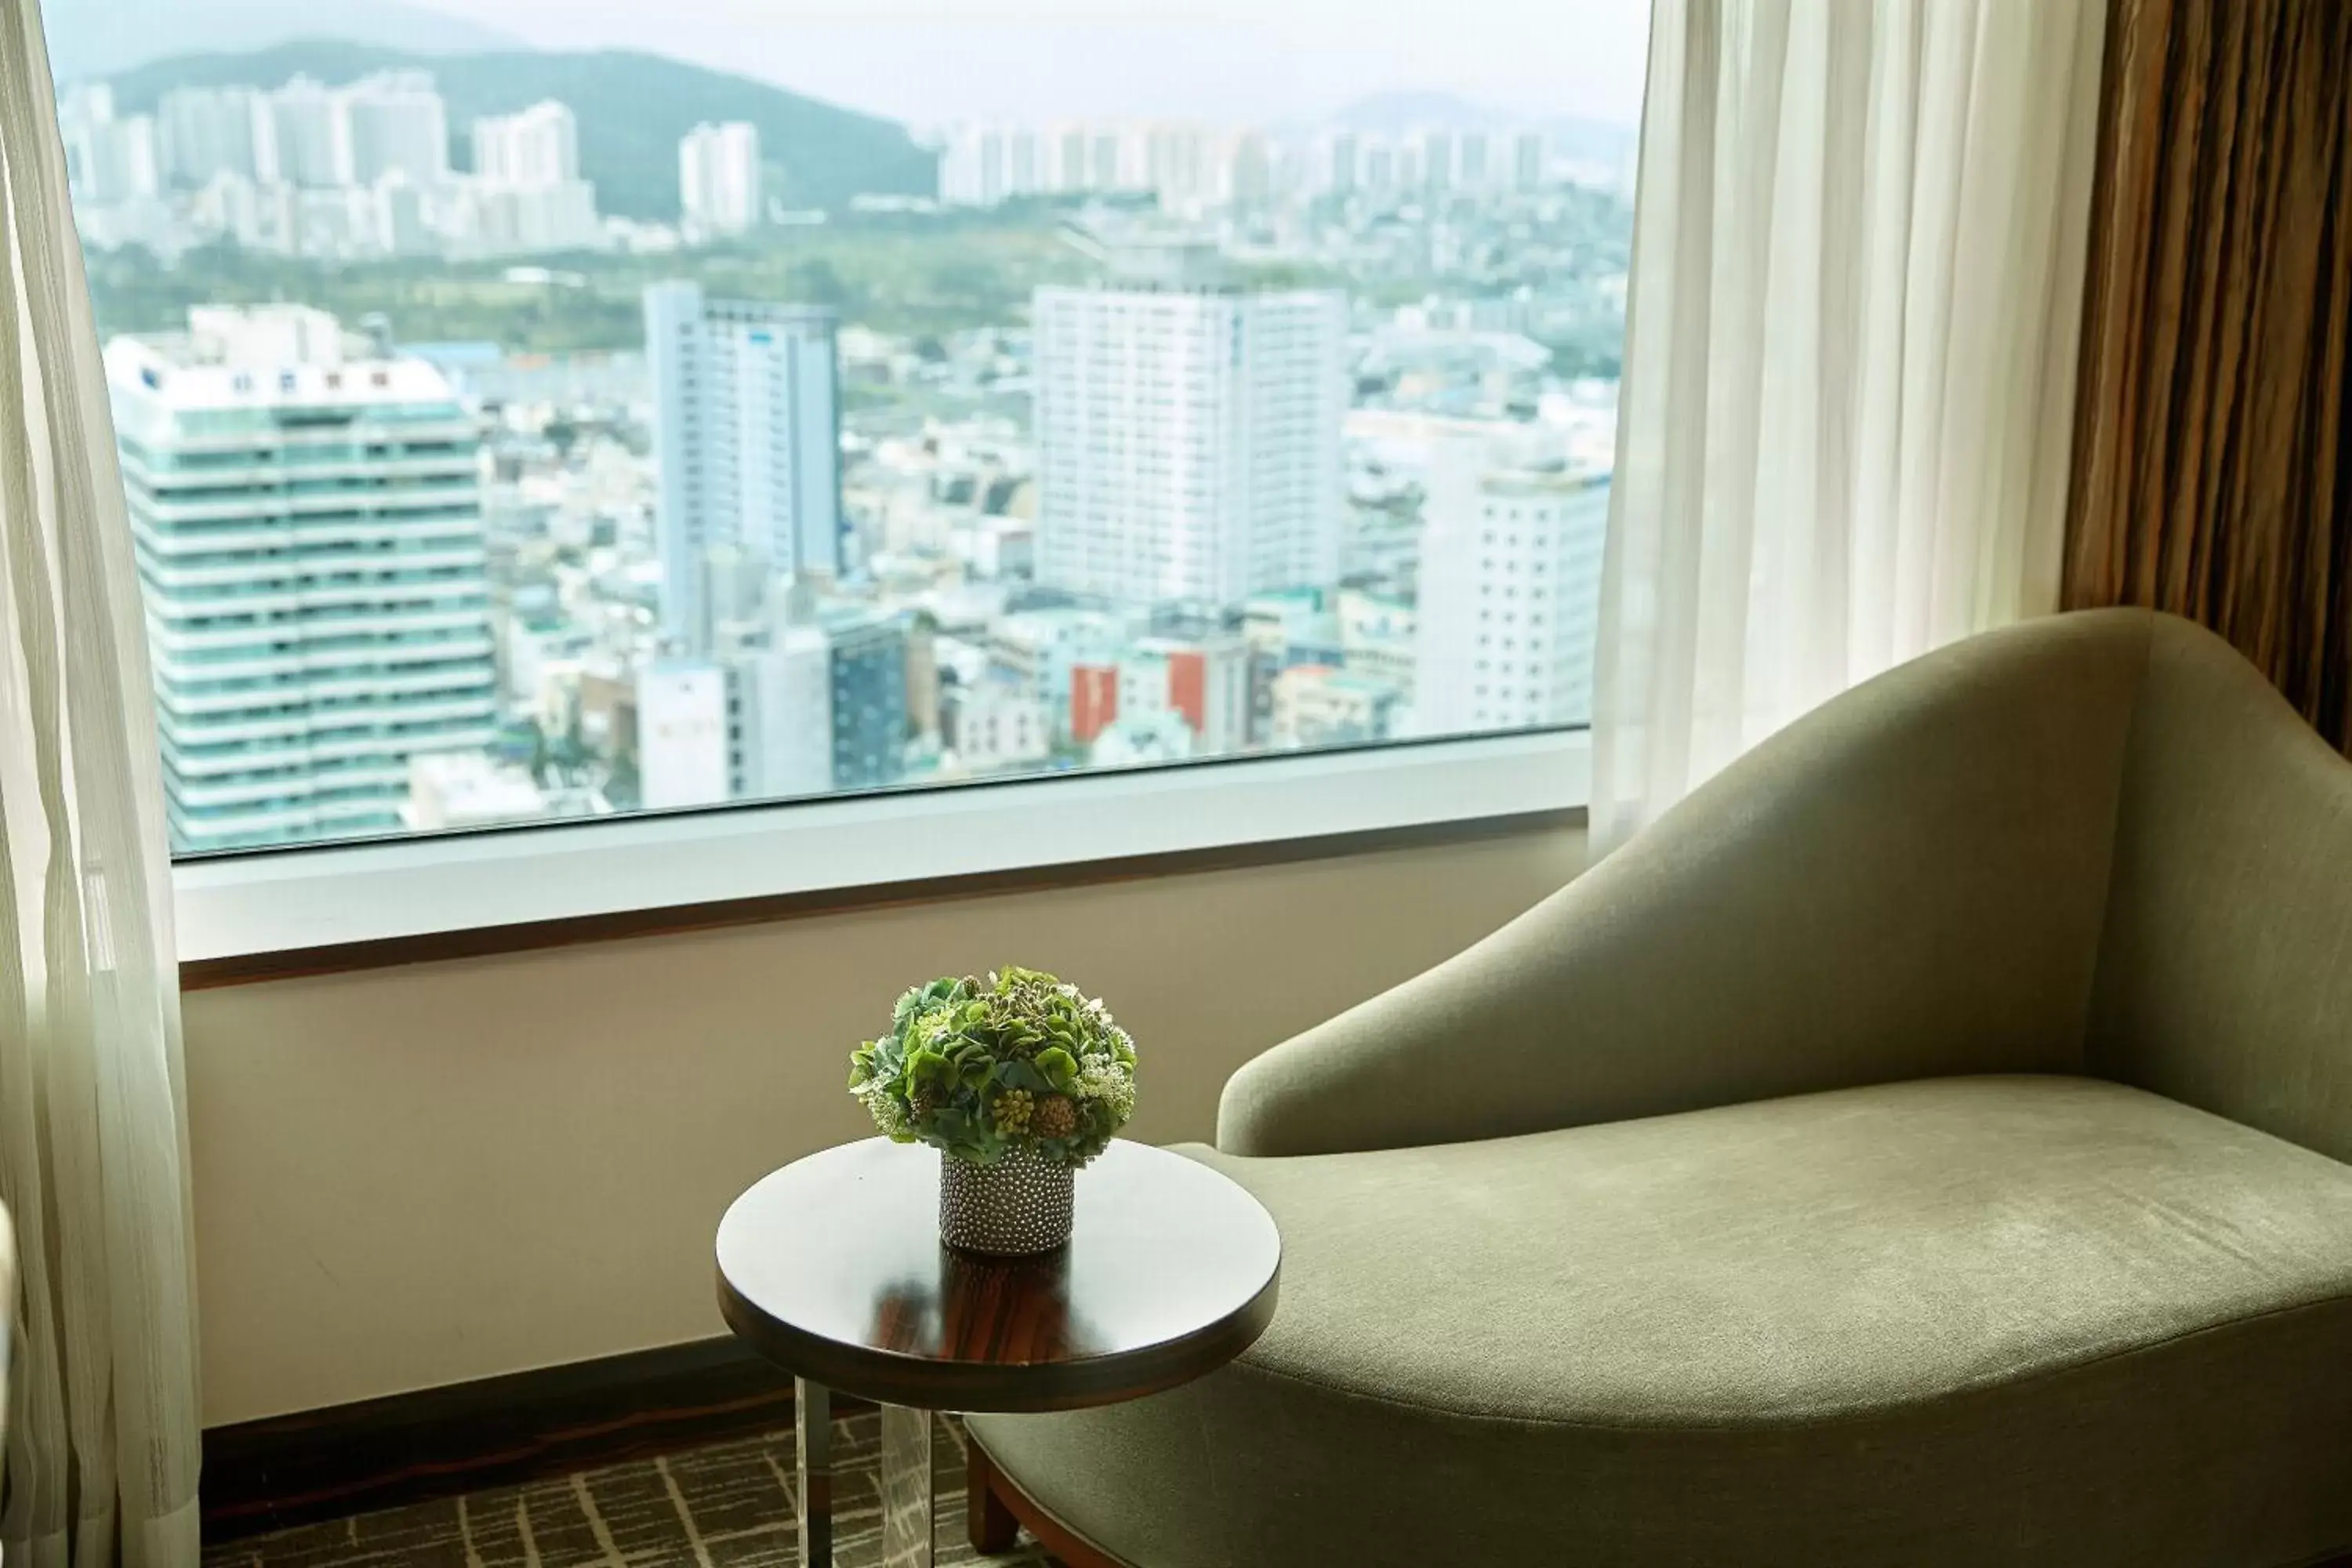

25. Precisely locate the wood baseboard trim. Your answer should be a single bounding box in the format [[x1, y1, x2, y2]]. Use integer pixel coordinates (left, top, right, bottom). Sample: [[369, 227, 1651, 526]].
[[201, 1336, 827, 1544]]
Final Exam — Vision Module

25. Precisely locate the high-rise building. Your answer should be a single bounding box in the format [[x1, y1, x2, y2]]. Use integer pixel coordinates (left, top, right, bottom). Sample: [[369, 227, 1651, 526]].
[[1006, 128, 1043, 197], [1512, 130, 1548, 191], [473, 100, 579, 185], [157, 87, 263, 187], [938, 118, 1276, 210], [1458, 131, 1492, 190], [260, 76, 343, 188], [816, 610, 909, 790], [56, 80, 114, 143], [1093, 129, 1129, 191], [1413, 442, 1610, 735], [57, 84, 161, 205], [337, 71, 450, 186], [103, 306, 497, 852], [938, 121, 1086, 206], [469, 101, 601, 252], [1138, 123, 1225, 212], [1047, 124, 1091, 194], [1395, 140, 1425, 192], [637, 608, 906, 804], [1222, 132, 1272, 209], [1316, 132, 1360, 196], [1417, 129, 1456, 194], [1032, 239, 1347, 608], [644, 281, 843, 651], [679, 122, 762, 237], [730, 626, 833, 800], [938, 125, 1007, 207]]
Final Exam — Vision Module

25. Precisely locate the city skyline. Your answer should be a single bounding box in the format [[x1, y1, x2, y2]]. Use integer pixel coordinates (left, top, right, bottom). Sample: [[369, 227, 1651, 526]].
[[65, 6, 1637, 853], [54, 0, 1652, 133]]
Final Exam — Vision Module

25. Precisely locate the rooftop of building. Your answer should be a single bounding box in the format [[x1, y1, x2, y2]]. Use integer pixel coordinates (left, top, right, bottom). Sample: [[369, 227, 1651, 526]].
[[1051, 222, 1338, 298], [105, 306, 462, 412], [642, 280, 837, 327]]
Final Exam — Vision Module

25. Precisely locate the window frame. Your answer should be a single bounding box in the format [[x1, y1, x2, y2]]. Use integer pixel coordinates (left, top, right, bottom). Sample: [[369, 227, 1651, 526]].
[[171, 726, 1591, 965]]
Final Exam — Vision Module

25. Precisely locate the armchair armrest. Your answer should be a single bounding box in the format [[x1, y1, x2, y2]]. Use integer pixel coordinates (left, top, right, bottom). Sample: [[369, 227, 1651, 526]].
[[1218, 612, 2157, 1157]]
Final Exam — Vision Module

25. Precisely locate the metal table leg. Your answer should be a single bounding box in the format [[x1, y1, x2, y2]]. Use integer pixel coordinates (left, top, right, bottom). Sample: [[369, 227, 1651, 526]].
[[796, 1377, 833, 1566], [879, 1403, 936, 1568], [794, 1380, 935, 1568]]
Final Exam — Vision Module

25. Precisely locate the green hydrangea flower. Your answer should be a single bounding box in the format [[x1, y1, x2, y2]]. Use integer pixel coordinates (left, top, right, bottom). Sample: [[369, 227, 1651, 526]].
[[848, 967, 1138, 1168]]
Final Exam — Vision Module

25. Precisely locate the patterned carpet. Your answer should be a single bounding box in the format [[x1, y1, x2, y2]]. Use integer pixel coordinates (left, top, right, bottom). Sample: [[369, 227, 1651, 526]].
[[202, 1412, 1058, 1568]]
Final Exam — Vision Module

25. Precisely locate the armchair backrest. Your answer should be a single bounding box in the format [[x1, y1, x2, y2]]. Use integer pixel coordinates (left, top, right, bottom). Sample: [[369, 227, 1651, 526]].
[[1222, 610, 2157, 1156], [2083, 614, 2352, 1164], [1504, 609, 2154, 1123], [1219, 608, 2352, 1161]]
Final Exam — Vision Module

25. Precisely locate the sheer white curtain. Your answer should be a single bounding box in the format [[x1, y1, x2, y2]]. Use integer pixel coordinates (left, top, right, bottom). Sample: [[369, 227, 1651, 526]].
[[1592, 0, 2107, 847], [0, 1, 203, 1564]]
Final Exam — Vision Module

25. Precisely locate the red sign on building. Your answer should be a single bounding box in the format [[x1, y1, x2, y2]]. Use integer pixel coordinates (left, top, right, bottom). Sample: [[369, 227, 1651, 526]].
[[1071, 663, 1120, 743]]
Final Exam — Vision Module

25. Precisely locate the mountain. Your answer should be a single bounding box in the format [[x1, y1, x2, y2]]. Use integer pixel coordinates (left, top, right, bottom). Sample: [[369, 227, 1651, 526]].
[[104, 43, 939, 220], [44, 0, 521, 83]]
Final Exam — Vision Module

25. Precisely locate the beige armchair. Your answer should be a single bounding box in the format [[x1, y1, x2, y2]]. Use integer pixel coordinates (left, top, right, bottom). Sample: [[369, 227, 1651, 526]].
[[969, 610, 2352, 1567]]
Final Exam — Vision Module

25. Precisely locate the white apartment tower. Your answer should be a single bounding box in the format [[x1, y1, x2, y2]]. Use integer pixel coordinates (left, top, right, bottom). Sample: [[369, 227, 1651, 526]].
[[1032, 241, 1346, 608], [337, 71, 449, 185], [644, 281, 842, 652], [1414, 441, 1610, 735], [679, 122, 762, 236], [470, 101, 601, 252], [1417, 129, 1456, 194], [937, 121, 1269, 212], [260, 76, 343, 187], [1512, 129, 1548, 191], [57, 84, 161, 205], [473, 100, 579, 185], [103, 306, 498, 851], [249, 73, 449, 190], [1316, 132, 1360, 196], [938, 125, 1007, 206], [156, 87, 263, 187]]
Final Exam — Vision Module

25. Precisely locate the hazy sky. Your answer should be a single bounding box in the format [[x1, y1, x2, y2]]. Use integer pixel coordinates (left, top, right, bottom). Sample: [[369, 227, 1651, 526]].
[[402, 0, 1652, 128]]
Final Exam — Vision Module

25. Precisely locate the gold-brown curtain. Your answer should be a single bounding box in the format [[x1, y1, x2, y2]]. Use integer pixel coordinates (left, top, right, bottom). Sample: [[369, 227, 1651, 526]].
[[2063, 0, 2352, 751]]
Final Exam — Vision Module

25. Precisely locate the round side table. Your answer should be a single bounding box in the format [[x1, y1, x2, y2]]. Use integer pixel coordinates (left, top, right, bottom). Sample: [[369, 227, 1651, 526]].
[[716, 1138, 1280, 1567]]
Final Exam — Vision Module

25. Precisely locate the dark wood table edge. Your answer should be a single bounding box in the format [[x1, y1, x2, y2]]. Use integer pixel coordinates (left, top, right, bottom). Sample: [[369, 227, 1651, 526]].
[[714, 1261, 1280, 1413]]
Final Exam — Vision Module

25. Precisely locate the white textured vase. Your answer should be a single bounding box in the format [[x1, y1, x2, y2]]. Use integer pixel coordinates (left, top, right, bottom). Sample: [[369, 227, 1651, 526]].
[[938, 1146, 1075, 1254]]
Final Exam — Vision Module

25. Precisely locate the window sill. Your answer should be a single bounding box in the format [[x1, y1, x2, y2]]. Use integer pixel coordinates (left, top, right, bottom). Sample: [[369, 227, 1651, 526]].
[[173, 729, 1592, 985]]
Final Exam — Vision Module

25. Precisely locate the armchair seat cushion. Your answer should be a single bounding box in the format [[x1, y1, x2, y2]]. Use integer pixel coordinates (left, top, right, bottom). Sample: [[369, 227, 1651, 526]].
[[968, 1075, 2352, 1566]]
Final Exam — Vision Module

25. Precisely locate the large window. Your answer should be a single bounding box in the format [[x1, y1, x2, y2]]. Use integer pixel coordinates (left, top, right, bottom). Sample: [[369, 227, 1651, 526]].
[[53, 0, 1644, 862]]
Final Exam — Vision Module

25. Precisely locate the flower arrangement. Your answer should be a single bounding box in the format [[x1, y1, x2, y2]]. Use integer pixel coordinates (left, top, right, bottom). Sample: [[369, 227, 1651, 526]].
[[849, 967, 1138, 1170]]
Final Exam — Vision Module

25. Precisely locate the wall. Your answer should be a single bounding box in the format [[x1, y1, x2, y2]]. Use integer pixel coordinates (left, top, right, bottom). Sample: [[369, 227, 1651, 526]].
[[185, 822, 1588, 1426]]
